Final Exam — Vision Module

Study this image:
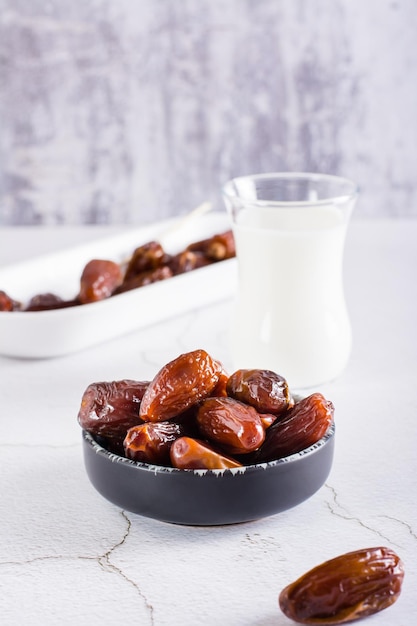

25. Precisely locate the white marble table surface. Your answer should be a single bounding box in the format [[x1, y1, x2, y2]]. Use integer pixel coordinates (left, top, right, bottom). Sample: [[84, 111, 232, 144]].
[[1, 219, 416, 625]]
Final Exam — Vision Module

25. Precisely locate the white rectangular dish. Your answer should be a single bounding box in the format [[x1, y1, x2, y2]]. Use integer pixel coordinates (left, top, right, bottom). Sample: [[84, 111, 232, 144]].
[[0, 212, 236, 358]]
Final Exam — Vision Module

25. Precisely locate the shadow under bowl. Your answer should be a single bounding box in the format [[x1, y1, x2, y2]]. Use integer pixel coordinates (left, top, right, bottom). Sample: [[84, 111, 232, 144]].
[[82, 423, 335, 526]]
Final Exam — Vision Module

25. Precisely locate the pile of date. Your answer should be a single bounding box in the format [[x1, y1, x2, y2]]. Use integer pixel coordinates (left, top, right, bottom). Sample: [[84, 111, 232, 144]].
[[77, 348, 335, 469], [78, 348, 405, 625], [0, 229, 235, 312]]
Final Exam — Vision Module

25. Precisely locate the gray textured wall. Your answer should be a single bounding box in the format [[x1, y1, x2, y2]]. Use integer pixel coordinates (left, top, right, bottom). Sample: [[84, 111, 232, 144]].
[[1, 0, 416, 225]]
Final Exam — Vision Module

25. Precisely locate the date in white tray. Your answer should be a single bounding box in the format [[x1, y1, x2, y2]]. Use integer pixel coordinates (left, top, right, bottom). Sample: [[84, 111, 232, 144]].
[[0, 212, 236, 359]]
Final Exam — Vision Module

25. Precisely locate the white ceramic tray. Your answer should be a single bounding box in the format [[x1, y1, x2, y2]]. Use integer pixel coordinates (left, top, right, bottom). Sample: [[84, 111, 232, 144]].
[[0, 212, 236, 358]]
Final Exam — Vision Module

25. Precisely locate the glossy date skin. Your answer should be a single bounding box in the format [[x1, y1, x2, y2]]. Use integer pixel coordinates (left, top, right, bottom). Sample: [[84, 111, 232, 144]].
[[78, 259, 123, 304], [78, 379, 149, 447], [169, 230, 235, 274], [210, 368, 229, 398], [197, 397, 265, 455], [279, 547, 404, 624], [123, 241, 169, 282], [226, 369, 293, 416], [78, 354, 334, 470], [124, 421, 185, 465], [186, 229, 236, 261], [139, 349, 223, 422], [170, 436, 243, 470], [253, 393, 334, 463]]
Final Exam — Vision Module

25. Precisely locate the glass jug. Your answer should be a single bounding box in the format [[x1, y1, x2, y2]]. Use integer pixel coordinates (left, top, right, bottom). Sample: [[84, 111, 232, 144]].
[[223, 172, 358, 389]]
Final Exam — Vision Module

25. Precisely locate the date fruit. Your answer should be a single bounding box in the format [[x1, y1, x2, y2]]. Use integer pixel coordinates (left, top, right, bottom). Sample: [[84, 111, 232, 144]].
[[124, 421, 184, 465], [25, 292, 79, 311], [210, 367, 229, 398], [205, 230, 236, 260], [279, 546, 404, 624], [77, 350, 336, 471], [78, 379, 149, 444], [254, 393, 334, 462], [0, 290, 21, 311], [115, 266, 173, 294], [170, 436, 243, 470], [2, 231, 235, 312], [124, 241, 169, 282], [197, 397, 265, 455], [226, 369, 292, 416], [169, 250, 212, 274], [139, 349, 223, 422], [78, 259, 123, 304], [186, 230, 236, 261]]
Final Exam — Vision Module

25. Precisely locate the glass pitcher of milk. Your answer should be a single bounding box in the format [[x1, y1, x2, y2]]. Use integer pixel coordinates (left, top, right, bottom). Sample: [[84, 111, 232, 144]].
[[223, 172, 358, 389]]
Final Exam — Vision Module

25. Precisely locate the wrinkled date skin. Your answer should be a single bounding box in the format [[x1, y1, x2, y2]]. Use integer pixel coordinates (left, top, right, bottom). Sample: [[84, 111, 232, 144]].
[[254, 393, 334, 463], [279, 546, 404, 625], [124, 421, 185, 465], [226, 369, 293, 416], [78, 379, 149, 445], [170, 436, 243, 470], [78, 350, 336, 470], [197, 397, 265, 455], [139, 349, 223, 422], [78, 259, 123, 304]]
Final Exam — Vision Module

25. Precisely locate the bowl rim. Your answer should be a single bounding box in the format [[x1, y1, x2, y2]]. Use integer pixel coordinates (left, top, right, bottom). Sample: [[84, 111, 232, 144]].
[[82, 421, 335, 477]]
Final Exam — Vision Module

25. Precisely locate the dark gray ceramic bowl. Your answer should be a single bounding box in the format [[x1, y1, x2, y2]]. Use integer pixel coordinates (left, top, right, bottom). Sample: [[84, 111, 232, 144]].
[[82, 422, 335, 526]]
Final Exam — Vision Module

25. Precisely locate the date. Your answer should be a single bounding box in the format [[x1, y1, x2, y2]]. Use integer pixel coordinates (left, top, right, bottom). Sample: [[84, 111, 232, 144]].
[[78, 379, 149, 445], [197, 397, 265, 455], [25, 293, 79, 311], [209, 367, 229, 398], [77, 350, 336, 471], [78, 259, 123, 304], [169, 230, 236, 274], [0, 290, 21, 311], [1, 231, 235, 312], [123, 241, 169, 282], [115, 266, 173, 294], [139, 349, 223, 422], [226, 369, 292, 416], [169, 250, 212, 274], [186, 230, 236, 261], [170, 436, 243, 470], [279, 546, 404, 624], [124, 421, 184, 465], [254, 393, 334, 462]]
